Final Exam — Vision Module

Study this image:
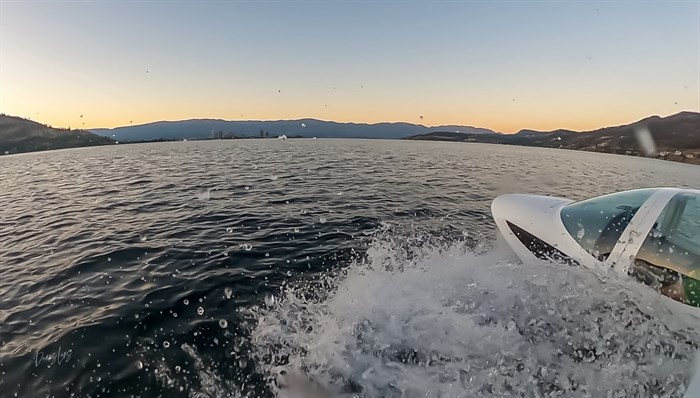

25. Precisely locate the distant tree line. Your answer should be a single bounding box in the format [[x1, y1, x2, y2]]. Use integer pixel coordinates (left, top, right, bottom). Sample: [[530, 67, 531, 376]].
[[210, 130, 272, 139]]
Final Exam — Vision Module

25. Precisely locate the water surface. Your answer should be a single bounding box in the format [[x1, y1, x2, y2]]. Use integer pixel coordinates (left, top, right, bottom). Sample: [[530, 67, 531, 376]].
[[0, 139, 698, 397]]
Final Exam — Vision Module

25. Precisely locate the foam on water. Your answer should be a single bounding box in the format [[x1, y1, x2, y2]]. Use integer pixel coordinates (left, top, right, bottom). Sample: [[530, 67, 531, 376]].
[[247, 233, 700, 398]]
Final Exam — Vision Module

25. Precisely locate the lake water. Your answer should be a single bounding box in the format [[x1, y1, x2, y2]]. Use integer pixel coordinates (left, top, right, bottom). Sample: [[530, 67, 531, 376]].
[[1, 139, 698, 397]]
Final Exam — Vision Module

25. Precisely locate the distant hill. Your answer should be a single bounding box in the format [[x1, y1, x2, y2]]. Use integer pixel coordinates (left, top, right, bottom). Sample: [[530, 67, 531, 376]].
[[0, 114, 115, 155], [407, 112, 700, 165], [89, 118, 498, 141]]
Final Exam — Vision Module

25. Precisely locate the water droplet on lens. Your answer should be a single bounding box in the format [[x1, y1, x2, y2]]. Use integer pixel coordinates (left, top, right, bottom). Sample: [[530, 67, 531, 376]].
[[294, 227, 300, 233], [183, 299, 189, 305], [196, 188, 211, 200], [301, 123, 306, 127], [163, 341, 170, 348], [265, 253, 270, 257], [197, 306, 204, 316], [219, 319, 228, 328], [107, 257, 111, 262], [224, 287, 233, 299], [140, 235, 147, 242], [226, 227, 233, 233], [319, 216, 327, 224], [175, 365, 181, 372], [136, 360, 143, 369]]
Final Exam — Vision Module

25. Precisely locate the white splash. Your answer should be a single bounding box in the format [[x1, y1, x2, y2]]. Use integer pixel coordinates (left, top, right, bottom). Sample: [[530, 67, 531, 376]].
[[248, 234, 699, 398]]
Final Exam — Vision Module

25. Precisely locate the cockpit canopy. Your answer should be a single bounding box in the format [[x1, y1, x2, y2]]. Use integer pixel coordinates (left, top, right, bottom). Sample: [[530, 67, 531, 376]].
[[561, 188, 700, 307], [560, 189, 656, 260]]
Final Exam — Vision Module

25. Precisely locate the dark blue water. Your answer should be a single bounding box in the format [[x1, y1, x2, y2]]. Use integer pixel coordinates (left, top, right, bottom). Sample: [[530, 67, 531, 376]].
[[1, 139, 698, 397]]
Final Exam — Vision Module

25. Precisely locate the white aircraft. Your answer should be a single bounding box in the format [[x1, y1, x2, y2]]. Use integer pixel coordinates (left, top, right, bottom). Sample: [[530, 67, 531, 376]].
[[492, 187, 700, 396], [492, 187, 699, 309]]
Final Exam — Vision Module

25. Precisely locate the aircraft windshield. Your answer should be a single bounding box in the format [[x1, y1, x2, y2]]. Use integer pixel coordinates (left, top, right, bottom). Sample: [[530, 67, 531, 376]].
[[632, 191, 700, 307], [560, 189, 657, 259]]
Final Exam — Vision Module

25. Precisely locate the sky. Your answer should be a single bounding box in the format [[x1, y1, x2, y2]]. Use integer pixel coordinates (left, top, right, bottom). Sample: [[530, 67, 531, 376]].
[[0, 1, 698, 134]]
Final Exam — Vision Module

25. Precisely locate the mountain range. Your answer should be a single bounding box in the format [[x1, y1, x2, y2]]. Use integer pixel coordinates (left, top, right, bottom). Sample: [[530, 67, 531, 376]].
[[89, 119, 496, 141], [0, 112, 698, 164]]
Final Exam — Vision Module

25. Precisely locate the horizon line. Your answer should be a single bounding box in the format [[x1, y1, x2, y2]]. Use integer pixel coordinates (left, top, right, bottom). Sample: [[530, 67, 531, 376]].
[[6, 109, 698, 135]]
